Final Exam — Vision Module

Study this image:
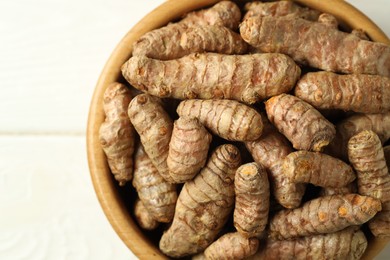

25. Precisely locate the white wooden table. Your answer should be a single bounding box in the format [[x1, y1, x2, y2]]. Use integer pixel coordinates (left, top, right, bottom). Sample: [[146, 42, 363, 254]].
[[0, 1, 389, 259]]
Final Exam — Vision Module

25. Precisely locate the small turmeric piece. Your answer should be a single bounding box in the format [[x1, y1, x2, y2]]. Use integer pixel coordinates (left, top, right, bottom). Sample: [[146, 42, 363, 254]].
[[283, 151, 356, 188], [132, 144, 177, 223], [122, 53, 300, 104], [234, 162, 270, 238], [176, 99, 263, 141], [99, 82, 135, 186], [318, 13, 338, 29], [348, 130, 390, 237], [240, 16, 390, 77], [269, 194, 381, 240], [204, 232, 259, 260], [252, 227, 367, 260], [167, 117, 212, 183], [159, 144, 241, 257], [265, 94, 335, 152], [132, 1, 241, 60], [134, 199, 159, 231], [246, 117, 305, 209], [243, 0, 320, 21], [326, 112, 390, 160], [295, 71, 390, 113], [128, 94, 174, 182]]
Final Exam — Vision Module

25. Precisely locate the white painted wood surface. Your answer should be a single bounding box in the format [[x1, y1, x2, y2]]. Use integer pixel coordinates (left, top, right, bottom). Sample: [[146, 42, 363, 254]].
[[0, 0, 388, 259]]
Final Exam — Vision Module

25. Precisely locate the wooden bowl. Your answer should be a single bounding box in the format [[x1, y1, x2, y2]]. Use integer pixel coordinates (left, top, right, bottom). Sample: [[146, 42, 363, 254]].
[[87, 0, 390, 259]]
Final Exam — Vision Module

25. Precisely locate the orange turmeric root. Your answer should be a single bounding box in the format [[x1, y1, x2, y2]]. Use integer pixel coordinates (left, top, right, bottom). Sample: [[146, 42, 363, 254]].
[[295, 71, 390, 113], [132, 1, 241, 60], [240, 16, 390, 77], [128, 94, 174, 182], [177, 99, 263, 141], [159, 144, 241, 257], [234, 162, 270, 238], [348, 130, 390, 237], [122, 53, 300, 104], [252, 227, 367, 260], [132, 144, 177, 223], [283, 151, 356, 188], [265, 94, 335, 152], [269, 194, 381, 240], [99, 82, 135, 186], [167, 117, 212, 183]]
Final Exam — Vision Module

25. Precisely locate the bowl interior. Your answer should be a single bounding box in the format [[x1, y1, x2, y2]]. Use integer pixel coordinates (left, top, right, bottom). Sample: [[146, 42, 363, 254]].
[[87, 0, 390, 259]]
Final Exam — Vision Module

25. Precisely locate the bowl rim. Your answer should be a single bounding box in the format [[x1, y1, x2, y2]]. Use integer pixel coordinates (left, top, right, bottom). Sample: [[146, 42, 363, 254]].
[[87, 0, 390, 259]]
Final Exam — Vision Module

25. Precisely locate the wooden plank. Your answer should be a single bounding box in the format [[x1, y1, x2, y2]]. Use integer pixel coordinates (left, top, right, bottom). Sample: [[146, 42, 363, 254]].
[[0, 136, 135, 259], [0, 0, 164, 134]]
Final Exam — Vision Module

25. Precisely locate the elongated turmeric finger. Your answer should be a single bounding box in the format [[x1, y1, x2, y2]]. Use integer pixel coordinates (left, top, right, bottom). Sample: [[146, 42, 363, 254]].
[[269, 194, 381, 240], [348, 130, 390, 237], [177, 99, 263, 141], [132, 1, 241, 60], [122, 53, 300, 104], [167, 117, 212, 183], [265, 94, 335, 152], [251, 227, 367, 260], [128, 94, 174, 182], [159, 144, 241, 257], [240, 16, 390, 76], [246, 117, 305, 209], [234, 162, 269, 238], [204, 232, 259, 260], [326, 112, 390, 161], [99, 82, 135, 186], [243, 0, 320, 21], [295, 71, 390, 113], [283, 151, 355, 188], [132, 145, 177, 223]]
